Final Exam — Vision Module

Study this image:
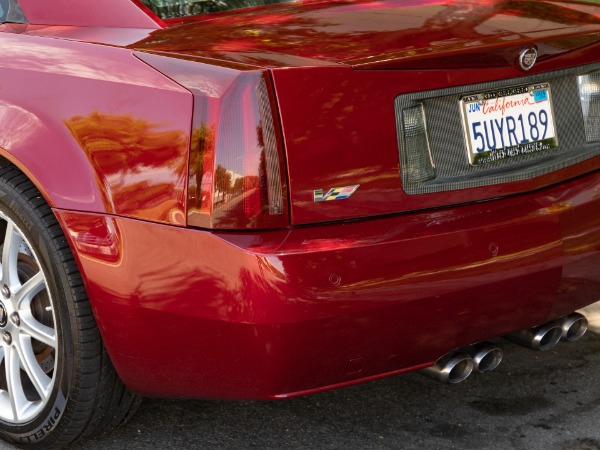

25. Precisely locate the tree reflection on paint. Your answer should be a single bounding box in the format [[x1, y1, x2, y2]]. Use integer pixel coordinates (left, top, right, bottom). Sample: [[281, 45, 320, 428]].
[[188, 119, 269, 228], [65, 112, 189, 225], [189, 122, 215, 212], [130, 0, 600, 68]]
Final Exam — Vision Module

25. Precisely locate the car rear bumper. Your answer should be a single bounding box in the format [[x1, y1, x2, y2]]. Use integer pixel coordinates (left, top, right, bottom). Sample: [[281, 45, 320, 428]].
[[55, 169, 600, 399]]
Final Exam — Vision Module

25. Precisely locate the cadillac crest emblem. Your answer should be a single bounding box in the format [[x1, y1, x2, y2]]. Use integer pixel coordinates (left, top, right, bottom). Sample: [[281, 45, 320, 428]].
[[518, 47, 537, 71]]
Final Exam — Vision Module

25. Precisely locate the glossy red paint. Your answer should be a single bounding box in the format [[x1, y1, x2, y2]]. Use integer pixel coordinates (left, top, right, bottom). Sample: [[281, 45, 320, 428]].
[[57, 169, 600, 398], [0, 31, 192, 225], [134, 52, 289, 229], [18, 0, 162, 28], [119, 0, 600, 225], [271, 62, 600, 225], [6, 17, 600, 227], [17, 25, 157, 47], [129, 0, 600, 68], [0, 0, 600, 403]]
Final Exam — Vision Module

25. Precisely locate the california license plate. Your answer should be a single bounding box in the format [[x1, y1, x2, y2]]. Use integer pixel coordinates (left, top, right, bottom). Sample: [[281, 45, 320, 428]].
[[461, 83, 559, 166]]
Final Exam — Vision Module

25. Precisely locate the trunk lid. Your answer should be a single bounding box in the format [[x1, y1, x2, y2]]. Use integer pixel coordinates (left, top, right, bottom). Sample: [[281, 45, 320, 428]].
[[133, 0, 600, 69], [131, 0, 600, 226]]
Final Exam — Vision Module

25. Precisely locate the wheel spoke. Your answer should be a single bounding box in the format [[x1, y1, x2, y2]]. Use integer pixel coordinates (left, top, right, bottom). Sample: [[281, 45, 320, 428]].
[[19, 313, 56, 349], [15, 271, 45, 310], [15, 335, 51, 401], [0, 188, 64, 427], [5, 345, 27, 422], [1, 222, 23, 290]]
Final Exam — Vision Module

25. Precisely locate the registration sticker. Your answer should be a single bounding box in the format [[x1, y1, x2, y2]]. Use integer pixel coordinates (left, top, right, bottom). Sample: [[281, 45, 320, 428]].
[[460, 83, 559, 166]]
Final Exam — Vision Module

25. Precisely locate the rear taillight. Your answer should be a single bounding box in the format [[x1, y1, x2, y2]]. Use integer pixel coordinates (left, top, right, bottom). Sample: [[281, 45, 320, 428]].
[[134, 52, 288, 229], [578, 72, 600, 143], [399, 104, 436, 184]]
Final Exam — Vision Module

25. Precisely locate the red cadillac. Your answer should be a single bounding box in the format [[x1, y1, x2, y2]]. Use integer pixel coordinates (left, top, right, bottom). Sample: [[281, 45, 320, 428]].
[[0, 0, 599, 446]]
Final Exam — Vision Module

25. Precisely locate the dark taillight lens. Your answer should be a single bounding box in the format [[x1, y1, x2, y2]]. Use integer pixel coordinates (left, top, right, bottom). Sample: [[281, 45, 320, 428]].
[[578, 72, 600, 143], [400, 103, 435, 184], [134, 52, 288, 229]]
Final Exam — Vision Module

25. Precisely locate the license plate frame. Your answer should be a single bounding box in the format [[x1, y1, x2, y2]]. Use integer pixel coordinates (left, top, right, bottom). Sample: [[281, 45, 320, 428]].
[[460, 83, 559, 166]]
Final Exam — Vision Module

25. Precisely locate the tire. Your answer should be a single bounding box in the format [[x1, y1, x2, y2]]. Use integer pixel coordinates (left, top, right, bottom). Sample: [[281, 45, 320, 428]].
[[0, 166, 139, 448]]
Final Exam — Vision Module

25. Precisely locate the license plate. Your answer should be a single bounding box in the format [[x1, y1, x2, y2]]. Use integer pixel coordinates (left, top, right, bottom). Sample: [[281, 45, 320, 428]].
[[460, 83, 559, 166]]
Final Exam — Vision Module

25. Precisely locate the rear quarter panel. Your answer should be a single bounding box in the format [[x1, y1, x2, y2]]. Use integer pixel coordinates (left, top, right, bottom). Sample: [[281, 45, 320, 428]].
[[17, 0, 162, 28], [0, 31, 192, 225]]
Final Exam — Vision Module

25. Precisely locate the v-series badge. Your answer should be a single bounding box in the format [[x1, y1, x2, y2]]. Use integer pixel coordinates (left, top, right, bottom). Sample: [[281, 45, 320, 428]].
[[313, 185, 360, 202]]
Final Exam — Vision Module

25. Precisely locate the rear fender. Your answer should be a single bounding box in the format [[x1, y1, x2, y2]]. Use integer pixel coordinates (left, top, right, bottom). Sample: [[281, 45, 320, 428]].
[[0, 33, 192, 225]]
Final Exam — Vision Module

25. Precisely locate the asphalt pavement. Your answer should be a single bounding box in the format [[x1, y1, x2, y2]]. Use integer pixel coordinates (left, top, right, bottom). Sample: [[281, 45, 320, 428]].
[[3, 306, 600, 449]]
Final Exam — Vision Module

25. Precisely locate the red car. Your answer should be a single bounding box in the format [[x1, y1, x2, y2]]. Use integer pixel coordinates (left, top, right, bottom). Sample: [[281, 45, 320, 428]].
[[0, 0, 600, 446]]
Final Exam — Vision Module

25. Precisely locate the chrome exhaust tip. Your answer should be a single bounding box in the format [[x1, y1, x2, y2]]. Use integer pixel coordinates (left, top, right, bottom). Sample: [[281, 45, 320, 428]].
[[505, 322, 563, 351], [465, 342, 503, 373], [559, 312, 588, 342], [421, 352, 473, 384]]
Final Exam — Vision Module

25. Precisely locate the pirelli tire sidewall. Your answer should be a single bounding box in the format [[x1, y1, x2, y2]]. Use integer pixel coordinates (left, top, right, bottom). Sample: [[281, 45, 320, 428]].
[[0, 183, 73, 446]]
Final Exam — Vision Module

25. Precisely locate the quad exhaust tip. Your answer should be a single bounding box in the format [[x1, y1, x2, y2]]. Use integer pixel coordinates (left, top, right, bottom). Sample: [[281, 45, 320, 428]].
[[559, 312, 588, 342], [465, 342, 503, 373], [505, 322, 562, 351], [421, 341, 504, 383], [421, 311, 588, 384], [421, 352, 474, 384], [505, 312, 588, 351]]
